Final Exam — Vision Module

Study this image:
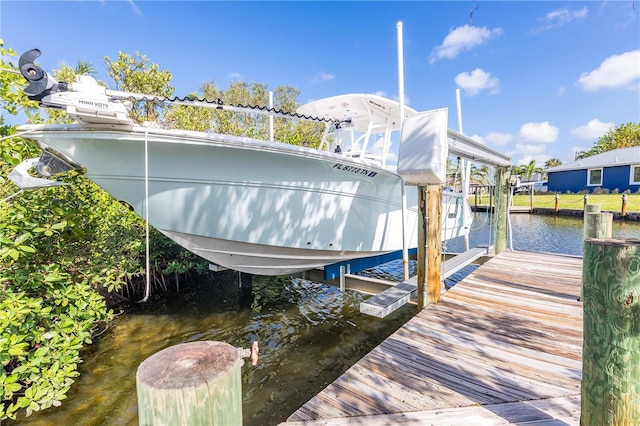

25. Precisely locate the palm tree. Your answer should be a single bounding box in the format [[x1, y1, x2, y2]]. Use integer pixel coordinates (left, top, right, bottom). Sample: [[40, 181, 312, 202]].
[[74, 60, 96, 76], [470, 164, 489, 185], [510, 164, 525, 176], [522, 160, 543, 181], [544, 158, 562, 169], [446, 158, 462, 189]]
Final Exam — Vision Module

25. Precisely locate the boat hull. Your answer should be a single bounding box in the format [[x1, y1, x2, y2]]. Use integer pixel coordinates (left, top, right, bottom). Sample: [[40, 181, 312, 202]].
[[20, 124, 471, 275]]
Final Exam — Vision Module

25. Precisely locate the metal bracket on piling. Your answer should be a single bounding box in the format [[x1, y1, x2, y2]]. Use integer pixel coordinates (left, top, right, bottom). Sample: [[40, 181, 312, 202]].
[[237, 341, 259, 366]]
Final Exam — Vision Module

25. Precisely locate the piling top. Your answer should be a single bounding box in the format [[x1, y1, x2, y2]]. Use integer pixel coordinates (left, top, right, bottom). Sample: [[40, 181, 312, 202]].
[[584, 238, 640, 248], [137, 341, 243, 389]]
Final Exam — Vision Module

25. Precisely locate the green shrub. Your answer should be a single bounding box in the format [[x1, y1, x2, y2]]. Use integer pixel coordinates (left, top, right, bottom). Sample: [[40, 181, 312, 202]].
[[0, 41, 207, 420]]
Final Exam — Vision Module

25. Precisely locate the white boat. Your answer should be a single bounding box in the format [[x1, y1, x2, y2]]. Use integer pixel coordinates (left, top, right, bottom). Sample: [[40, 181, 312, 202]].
[[11, 49, 473, 276]]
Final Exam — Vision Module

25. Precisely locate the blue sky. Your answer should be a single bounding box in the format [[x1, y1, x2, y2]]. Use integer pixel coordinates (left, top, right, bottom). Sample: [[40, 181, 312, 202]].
[[1, 1, 639, 166]]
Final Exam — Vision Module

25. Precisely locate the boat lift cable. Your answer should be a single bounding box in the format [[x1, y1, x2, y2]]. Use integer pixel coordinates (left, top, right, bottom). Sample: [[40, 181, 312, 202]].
[[1, 190, 24, 203], [139, 129, 152, 303]]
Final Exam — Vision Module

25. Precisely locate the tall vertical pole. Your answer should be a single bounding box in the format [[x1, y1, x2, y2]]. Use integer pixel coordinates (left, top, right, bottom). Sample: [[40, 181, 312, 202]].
[[456, 88, 463, 135], [397, 21, 409, 281], [493, 166, 510, 255], [456, 88, 470, 250]]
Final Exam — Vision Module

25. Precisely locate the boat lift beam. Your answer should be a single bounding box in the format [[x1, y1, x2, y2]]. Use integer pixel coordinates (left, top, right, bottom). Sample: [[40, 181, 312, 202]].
[[359, 245, 491, 318], [447, 129, 511, 168]]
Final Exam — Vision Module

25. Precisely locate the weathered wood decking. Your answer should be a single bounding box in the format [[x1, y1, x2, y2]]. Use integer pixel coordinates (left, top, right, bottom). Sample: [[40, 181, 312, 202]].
[[284, 250, 583, 425]]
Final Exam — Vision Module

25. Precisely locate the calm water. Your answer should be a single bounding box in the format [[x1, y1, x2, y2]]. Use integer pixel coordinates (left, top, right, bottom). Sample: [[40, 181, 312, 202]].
[[13, 213, 640, 426]]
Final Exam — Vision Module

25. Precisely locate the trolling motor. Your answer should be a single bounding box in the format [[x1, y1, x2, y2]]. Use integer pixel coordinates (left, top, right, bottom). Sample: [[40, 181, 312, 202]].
[[7, 49, 119, 191], [18, 48, 133, 125], [19, 49, 66, 102]]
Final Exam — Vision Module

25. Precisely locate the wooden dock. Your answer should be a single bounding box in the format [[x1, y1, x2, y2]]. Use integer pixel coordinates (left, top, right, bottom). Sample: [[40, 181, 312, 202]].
[[283, 250, 583, 425]]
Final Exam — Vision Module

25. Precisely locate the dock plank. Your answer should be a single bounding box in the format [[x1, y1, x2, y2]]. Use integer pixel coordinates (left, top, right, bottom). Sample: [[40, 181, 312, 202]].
[[284, 250, 583, 425]]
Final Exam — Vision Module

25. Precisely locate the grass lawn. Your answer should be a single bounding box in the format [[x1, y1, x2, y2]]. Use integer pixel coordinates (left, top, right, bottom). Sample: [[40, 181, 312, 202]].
[[471, 193, 640, 213]]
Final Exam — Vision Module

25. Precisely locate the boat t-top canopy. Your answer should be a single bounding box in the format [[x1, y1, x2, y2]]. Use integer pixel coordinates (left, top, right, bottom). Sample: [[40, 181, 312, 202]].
[[297, 94, 418, 133]]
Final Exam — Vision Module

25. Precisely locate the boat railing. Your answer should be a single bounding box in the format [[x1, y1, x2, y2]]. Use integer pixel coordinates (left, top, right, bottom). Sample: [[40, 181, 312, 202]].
[[319, 120, 394, 168]]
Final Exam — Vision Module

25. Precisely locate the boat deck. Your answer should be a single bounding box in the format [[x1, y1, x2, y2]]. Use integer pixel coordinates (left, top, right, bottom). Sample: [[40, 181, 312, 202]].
[[283, 250, 583, 425]]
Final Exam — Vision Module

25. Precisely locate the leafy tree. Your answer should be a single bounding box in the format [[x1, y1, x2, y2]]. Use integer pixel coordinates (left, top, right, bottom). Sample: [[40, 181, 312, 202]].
[[544, 158, 562, 169], [510, 164, 524, 176], [73, 60, 96, 76], [470, 164, 489, 185], [164, 79, 323, 147], [522, 160, 543, 180], [583, 122, 640, 157], [162, 92, 215, 132], [0, 43, 206, 421], [103, 51, 174, 122], [511, 160, 543, 180], [446, 158, 462, 188]]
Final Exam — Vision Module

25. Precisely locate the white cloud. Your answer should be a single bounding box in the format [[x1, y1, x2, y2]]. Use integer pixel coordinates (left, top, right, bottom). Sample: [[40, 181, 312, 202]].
[[430, 25, 503, 64], [519, 122, 559, 143], [516, 154, 550, 166], [577, 49, 640, 91], [532, 7, 588, 32], [312, 72, 335, 83], [484, 132, 513, 146], [390, 93, 411, 106], [570, 119, 615, 140], [127, 0, 143, 16], [227, 72, 243, 81], [514, 143, 547, 156], [468, 134, 485, 144], [455, 68, 500, 96], [570, 146, 588, 162]]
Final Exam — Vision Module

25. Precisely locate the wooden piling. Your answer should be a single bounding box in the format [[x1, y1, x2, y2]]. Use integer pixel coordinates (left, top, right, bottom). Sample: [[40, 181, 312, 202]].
[[416, 185, 426, 310], [622, 194, 628, 217], [583, 204, 601, 238], [581, 239, 640, 425], [493, 166, 510, 254], [583, 212, 612, 240], [555, 194, 559, 213], [584, 204, 600, 214], [583, 194, 589, 208], [137, 341, 244, 426], [426, 185, 442, 305]]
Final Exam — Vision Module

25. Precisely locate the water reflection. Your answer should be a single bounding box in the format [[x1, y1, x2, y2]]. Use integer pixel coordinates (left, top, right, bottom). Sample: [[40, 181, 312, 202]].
[[447, 212, 640, 256], [15, 273, 414, 426], [13, 213, 640, 425]]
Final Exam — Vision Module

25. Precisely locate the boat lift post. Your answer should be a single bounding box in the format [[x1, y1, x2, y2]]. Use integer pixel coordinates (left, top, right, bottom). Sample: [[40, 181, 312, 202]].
[[456, 88, 471, 251], [397, 21, 410, 282]]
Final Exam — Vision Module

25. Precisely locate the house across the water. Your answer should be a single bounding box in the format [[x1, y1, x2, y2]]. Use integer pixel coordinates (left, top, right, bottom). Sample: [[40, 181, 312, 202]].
[[546, 146, 640, 193]]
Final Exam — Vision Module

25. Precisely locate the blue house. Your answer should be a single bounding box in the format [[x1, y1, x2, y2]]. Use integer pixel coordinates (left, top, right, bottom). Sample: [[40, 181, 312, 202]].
[[546, 147, 640, 193]]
